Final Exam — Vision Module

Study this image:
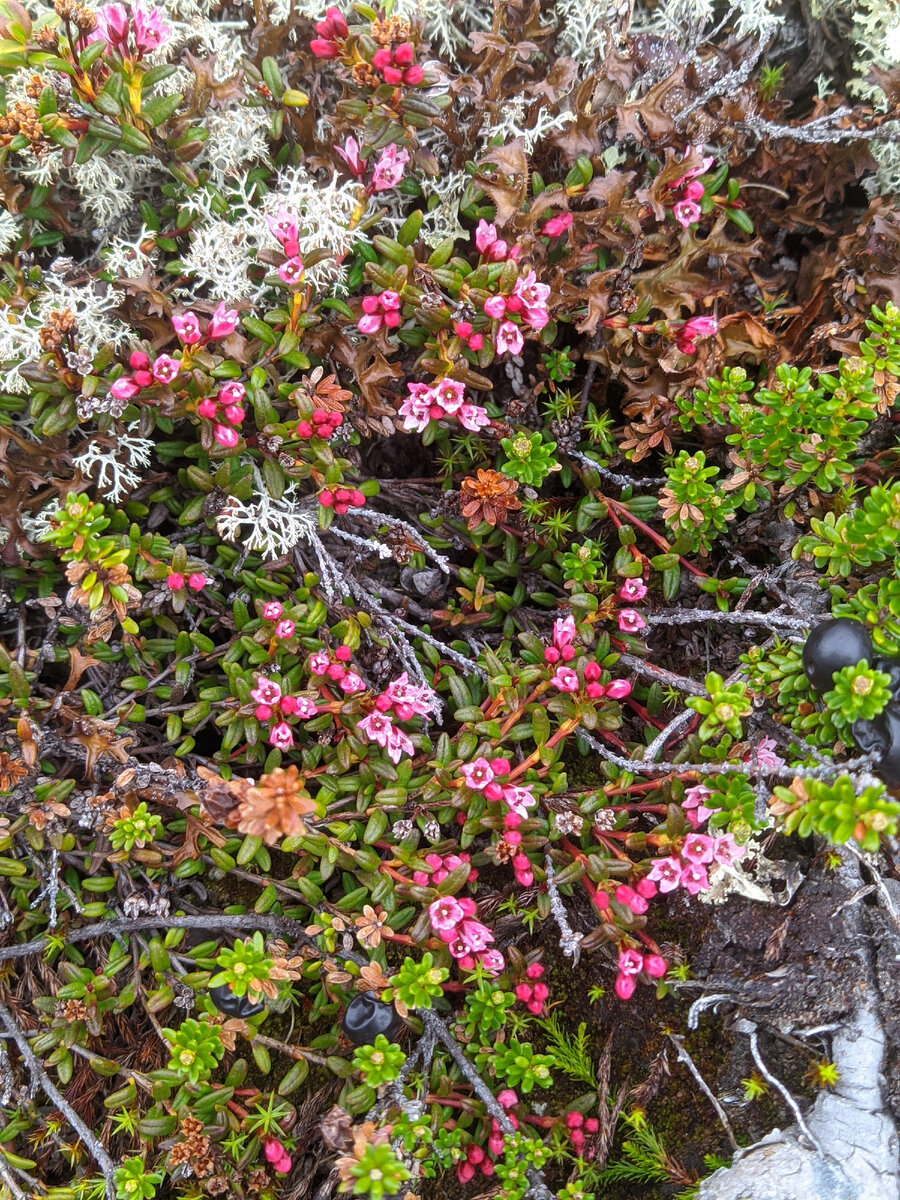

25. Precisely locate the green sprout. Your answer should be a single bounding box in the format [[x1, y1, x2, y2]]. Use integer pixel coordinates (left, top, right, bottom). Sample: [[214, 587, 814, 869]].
[[823, 661, 892, 731], [109, 802, 163, 852], [500, 431, 558, 487], [162, 1017, 225, 1086], [352, 1034, 406, 1087]]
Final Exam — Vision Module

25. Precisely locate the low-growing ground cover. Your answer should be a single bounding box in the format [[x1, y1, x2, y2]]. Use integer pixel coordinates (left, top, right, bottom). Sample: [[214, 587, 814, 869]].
[[1, 0, 900, 1197]]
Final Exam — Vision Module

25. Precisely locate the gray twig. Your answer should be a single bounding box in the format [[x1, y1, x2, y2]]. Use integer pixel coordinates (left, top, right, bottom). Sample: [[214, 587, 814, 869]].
[[748, 1028, 824, 1156], [543, 856, 583, 963], [667, 1032, 739, 1151], [0, 1002, 117, 1200], [645, 608, 813, 633]]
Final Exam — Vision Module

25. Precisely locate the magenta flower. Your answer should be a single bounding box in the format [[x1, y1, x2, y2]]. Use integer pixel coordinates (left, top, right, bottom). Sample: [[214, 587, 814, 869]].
[[275, 619, 295, 639], [542, 212, 573, 238], [358, 711, 394, 752], [457, 918, 494, 953], [398, 382, 434, 433], [615, 973, 636, 1000], [475, 220, 499, 255], [335, 136, 365, 178], [309, 652, 330, 675], [605, 679, 632, 700], [110, 376, 141, 400], [251, 677, 282, 705], [673, 199, 701, 228], [483, 295, 507, 320], [292, 697, 318, 718], [711, 834, 746, 867], [340, 672, 365, 694], [278, 257, 305, 286], [679, 862, 710, 895], [513, 270, 551, 328], [207, 301, 238, 340], [461, 757, 495, 790], [646, 856, 683, 893], [751, 736, 785, 770], [457, 403, 490, 432], [92, 2, 170, 55], [214, 424, 239, 448], [501, 784, 537, 819], [266, 207, 301, 258], [618, 947, 644, 976], [429, 896, 464, 932], [172, 312, 201, 345], [269, 722, 294, 750], [383, 672, 438, 717], [618, 609, 646, 633], [262, 602, 283, 620], [371, 144, 410, 192], [553, 616, 576, 650], [151, 354, 180, 383], [263, 1137, 292, 1175], [551, 666, 579, 693], [618, 578, 647, 602], [683, 784, 715, 828], [432, 377, 466, 414], [495, 320, 524, 356], [681, 833, 715, 864]]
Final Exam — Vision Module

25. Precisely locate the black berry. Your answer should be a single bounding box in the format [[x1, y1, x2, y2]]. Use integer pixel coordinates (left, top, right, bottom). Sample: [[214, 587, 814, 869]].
[[341, 993, 402, 1046], [875, 704, 900, 788], [802, 618, 873, 693], [209, 983, 265, 1019], [873, 657, 900, 699], [851, 716, 890, 758]]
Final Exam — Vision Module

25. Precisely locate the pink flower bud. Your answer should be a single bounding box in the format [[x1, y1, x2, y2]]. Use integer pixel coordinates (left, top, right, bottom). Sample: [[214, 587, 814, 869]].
[[454, 320, 473, 338], [187, 573, 206, 592], [129, 351, 150, 370], [490, 757, 511, 775], [110, 376, 141, 400], [497, 1088, 518, 1108], [132, 369, 153, 388], [281, 695, 298, 714], [483, 782, 504, 801], [606, 679, 632, 699], [643, 954, 668, 978], [565, 1111, 584, 1129], [166, 572, 185, 590], [196, 398, 218, 420], [402, 64, 424, 85], [393, 41, 415, 65], [515, 983, 533, 1002], [262, 602, 283, 620], [255, 704, 272, 720], [483, 295, 507, 319], [206, 301, 239, 340], [382, 65, 403, 85], [214, 424, 240, 448], [310, 37, 339, 56], [357, 313, 383, 335], [223, 405, 245, 424], [467, 334, 484, 351], [636, 877, 657, 898], [615, 973, 636, 1000]]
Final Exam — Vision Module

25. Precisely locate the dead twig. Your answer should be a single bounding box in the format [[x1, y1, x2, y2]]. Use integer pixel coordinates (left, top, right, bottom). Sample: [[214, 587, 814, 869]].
[[667, 1032, 739, 1151]]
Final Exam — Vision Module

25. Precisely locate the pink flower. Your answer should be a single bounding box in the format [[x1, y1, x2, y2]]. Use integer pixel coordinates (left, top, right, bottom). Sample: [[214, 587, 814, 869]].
[[681, 833, 715, 864], [151, 354, 180, 383], [644, 954, 667, 978], [542, 212, 573, 238], [553, 616, 576, 650], [673, 199, 701, 228], [110, 376, 141, 400], [214, 424, 239, 448], [498, 1089, 518, 1108], [335, 136, 365, 177], [207, 301, 238, 340], [681, 179, 705, 202], [618, 947, 644, 976], [646, 856, 683, 893], [341, 672, 365, 694], [679, 862, 710, 895], [275, 619, 295, 639], [251, 678, 282, 705], [551, 666, 580, 692], [456, 918, 494, 953], [618, 609, 646, 633], [501, 784, 537, 819], [383, 672, 438, 717], [484, 295, 507, 320], [166, 572, 184, 591], [187, 573, 206, 592], [618, 578, 647, 602], [711, 834, 746, 867], [269, 722, 294, 750], [495, 320, 524, 356], [371, 144, 410, 191], [433, 378, 466, 415], [681, 315, 718, 341], [475, 220, 499, 255], [399, 382, 434, 432], [292, 697, 318, 718], [615, 973, 636, 1000], [278, 257, 305, 286], [751, 736, 785, 769], [266, 207, 300, 257], [385, 724, 415, 764], [683, 784, 715, 827], [262, 602, 283, 620], [457, 403, 491, 432], [673, 145, 715, 187], [263, 1138, 292, 1174], [309, 652, 330, 675], [513, 270, 551, 328], [358, 711, 394, 751], [605, 679, 632, 700], [429, 896, 464, 932], [461, 758, 495, 790], [130, 2, 169, 51], [480, 949, 505, 974], [92, 2, 170, 54], [172, 312, 201, 345]]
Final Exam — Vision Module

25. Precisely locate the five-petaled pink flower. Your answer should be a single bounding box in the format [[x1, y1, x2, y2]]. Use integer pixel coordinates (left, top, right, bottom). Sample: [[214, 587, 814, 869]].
[[681, 833, 715, 864], [618, 578, 647, 602], [646, 856, 683, 893], [429, 896, 464, 932], [495, 321, 524, 356], [251, 677, 282, 705], [551, 666, 580, 692], [618, 609, 646, 633], [172, 312, 201, 345], [461, 757, 495, 790], [269, 722, 294, 750], [371, 144, 410, 192]]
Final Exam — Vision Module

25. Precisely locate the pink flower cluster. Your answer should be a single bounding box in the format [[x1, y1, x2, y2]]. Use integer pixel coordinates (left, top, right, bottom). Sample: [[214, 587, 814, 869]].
[[488, 1093, 520, 1155], [591, 879, 657, 918], [109, 350, 179, 403], [546, 615, 633, 700], [514, 962, 549, 1015], [399, 378, 490, 434], [427, 896, 502, 972], [412, 850, 477, 887], [676, 314, 718, 356], [336, 139, 409, 193], [309, 645, 364, 694], [250, 676, 318, 750], [309, 6, 348, 57], [174, 304, 239, 346], [615, 946, 668, 1000], [460, 756, 537, 820], [646, 831, 745, 897], [565, 1111, 600, 1156], [166, 572, 206, 593], [358, 671, 438, 764], [669, 145, 715, 228], [451, 319, 483, 353], [265, 207, 305, 284], [371, 43, 424, 87], [263, 1137, 292, 1175], [483, 269, 551, 357], [89, 2, 170, 57], [357, 290, 402, 335], [456, 1094, 521, 1184], [456, 1141, 496, 1185], [261, 601, 295, 641], [296, 408, 343, 441], [197, 381, 246, 449], [318, 487, 366, 514]]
